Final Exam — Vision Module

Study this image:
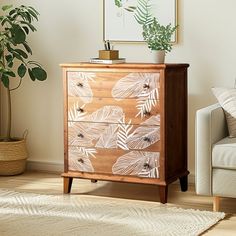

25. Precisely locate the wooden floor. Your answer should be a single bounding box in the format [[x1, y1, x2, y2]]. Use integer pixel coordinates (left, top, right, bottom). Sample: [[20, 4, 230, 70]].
[[0, 171, 236, 235]]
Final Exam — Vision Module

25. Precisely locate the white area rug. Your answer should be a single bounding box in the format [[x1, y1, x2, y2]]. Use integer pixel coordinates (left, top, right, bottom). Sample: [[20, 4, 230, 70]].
[[0, 189, 224, 236]]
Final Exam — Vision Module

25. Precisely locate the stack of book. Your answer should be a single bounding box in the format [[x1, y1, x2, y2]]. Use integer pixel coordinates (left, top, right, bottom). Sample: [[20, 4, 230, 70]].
[[89, 58, 126, 64]]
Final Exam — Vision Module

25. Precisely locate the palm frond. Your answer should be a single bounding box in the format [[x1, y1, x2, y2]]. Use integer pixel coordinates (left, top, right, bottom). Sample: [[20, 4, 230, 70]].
[[136, 88, 159, 118], [117, 117, 133, 150], [134, 0, 153, 26]]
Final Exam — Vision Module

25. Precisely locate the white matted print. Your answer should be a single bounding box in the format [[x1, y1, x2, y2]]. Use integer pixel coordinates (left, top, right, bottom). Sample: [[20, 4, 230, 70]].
[[103, 0, 177, 42]]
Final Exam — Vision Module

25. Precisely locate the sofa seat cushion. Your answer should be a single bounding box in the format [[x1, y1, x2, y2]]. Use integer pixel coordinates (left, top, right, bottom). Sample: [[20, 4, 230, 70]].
[[212, 137, 236, 170]]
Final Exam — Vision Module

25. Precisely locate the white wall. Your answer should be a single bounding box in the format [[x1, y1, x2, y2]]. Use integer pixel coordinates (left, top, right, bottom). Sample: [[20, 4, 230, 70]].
[[1, 0, 236, 175]]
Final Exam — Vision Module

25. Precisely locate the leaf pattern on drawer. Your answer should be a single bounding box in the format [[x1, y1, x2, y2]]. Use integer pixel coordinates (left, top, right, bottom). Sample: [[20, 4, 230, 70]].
[[85, 105, 124, 123], [111, 73, 159, 100], [68, 103, 88, 126], [95, 124, 119, 149], [127, 115, 160, 149], [69, 147, 96, 172], [136, 88, 159, 118], [117, 117, 133, 150], [68, 72, 96, 104], [112, 151, 160, 178], [68, 106, 124, 146]]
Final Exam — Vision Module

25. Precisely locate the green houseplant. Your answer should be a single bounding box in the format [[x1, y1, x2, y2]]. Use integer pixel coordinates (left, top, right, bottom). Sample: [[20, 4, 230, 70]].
[[0, 5, 47, 175], [133, 0, 177, 63]]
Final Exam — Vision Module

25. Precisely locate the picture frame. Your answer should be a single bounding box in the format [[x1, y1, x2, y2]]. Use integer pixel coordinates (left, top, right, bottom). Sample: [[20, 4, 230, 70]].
[[103, 0, 178, 43]]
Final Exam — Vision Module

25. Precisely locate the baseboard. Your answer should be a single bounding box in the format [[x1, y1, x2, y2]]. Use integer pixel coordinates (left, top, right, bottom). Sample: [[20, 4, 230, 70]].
[[27, 160, 195, 184], [27, 160, 64, 173]]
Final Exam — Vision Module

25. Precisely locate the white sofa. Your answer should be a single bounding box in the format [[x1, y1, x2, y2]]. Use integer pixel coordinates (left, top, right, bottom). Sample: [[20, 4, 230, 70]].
[[196, 103, 236, 211]]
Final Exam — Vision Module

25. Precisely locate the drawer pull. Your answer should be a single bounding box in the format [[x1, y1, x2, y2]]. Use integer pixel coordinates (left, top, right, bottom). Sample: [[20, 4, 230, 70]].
[[144, 111, 151, 116], [77, 82, 83, 87], [143, 163, 150, 169], [77, 108, 84, 113], [77, 133, 84, 138], [77, 158, 84, 163], [143, 137, 151, 143], [143, 83, 150, 89]]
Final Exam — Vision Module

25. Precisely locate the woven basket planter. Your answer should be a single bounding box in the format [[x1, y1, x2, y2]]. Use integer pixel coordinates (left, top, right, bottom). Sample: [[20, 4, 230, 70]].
[[0, 138, 28, 176]]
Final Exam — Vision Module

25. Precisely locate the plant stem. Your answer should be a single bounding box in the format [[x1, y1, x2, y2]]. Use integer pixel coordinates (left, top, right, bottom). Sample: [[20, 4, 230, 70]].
[[6, 87, 12, 141]]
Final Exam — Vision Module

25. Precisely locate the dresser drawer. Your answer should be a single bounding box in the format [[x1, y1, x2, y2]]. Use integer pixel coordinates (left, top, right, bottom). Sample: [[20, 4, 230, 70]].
[[68, 147, 160, 179], [68, 97, 160, 124], [68, 115, 160, 151], [67, 71, 160, 99]]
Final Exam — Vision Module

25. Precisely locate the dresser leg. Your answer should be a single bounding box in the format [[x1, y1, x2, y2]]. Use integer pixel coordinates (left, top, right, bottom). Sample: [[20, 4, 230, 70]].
[[159, 186, 168, 204], [91, 179, 98, 183], [179, 175, 188, 192], [63, 177, 73, 194]]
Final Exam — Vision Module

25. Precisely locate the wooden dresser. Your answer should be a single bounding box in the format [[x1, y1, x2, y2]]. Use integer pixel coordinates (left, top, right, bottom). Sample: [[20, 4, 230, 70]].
[[61, 63, 189, 203]]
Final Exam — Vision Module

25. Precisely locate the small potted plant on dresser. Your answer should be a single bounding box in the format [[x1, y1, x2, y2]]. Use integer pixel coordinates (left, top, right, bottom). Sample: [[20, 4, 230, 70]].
[[0, 5, 47, 175], [134, 0, 177, 63]]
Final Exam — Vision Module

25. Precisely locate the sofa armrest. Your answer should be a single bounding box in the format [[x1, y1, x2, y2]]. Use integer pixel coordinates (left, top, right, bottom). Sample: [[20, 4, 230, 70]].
[[195, 103, 228, 195]]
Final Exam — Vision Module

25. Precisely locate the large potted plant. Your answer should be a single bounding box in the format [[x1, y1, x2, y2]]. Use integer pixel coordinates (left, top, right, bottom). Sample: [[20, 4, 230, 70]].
[[134, 0, 177, 63], [0, 5, 47, 175]]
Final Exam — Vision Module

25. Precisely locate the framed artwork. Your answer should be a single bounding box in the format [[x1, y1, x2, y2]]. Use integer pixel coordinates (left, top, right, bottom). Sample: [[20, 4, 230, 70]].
[[103, 0, 177, 43]]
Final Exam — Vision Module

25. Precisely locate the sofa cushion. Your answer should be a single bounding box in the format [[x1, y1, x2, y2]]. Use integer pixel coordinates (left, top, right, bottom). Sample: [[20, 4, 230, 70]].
[[212, 137, 236, 170], [212, 87, 236, 137]]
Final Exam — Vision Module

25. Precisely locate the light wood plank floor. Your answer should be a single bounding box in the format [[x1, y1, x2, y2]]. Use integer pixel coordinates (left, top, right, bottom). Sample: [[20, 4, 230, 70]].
[[0, 171, 235, 235]]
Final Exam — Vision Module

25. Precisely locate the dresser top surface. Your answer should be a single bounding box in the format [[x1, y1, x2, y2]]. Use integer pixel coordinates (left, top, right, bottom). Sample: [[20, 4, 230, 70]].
[[60, 62, 189, 69]]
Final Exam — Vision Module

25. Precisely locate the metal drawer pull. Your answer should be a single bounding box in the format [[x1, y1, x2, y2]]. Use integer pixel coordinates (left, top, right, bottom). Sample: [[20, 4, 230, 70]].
[[144, 111, 151, 116], [77, 133, 84, 138], [143, 163, 150, 169], [143, 137, 151, 142], [77, 82, 83, 87], [77, 158, 84, 163], [143, 83, 150, 89], [77, 108, 84, 113]]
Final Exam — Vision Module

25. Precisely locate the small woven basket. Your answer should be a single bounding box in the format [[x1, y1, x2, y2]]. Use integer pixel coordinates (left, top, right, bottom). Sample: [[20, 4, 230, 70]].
[[0, 138, 28, 175]]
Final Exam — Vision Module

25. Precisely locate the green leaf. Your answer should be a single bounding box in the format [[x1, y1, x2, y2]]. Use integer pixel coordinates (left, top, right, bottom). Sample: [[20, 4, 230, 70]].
[[18, 64, 27, 78], [5, 55, 13, 63], [28, 68, 35, 81], [134, 0, 153, 25], [10, 25, 26, 44], [22, 42, 32, 54], [1, 74, 9, 88], [2, 5, 13, 11], [31, 67, 47, 81], [20, 21, 36, 32], [6, 70, 16, 77], [14, 49, 28, 59], [28, 8, 39, 20], [115, 0, 122, 8], [22, 26, 29, 34]]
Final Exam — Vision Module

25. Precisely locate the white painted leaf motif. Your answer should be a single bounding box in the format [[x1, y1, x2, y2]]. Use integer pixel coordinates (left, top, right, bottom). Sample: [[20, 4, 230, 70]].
[[68, 106, 124, 147], [68, 103, 87, 127], [111, 73, 159, 100], [117, 117, 133, 150], [68, 72, 95, 104], [136, 88, 159, 118], [112, 151, 160, 178], [69, 147, 96, 172], [127, 115, 160, 149], [85, 105, 124, 123], [95, 124, 119, 148], [69, 122, 95, 147]]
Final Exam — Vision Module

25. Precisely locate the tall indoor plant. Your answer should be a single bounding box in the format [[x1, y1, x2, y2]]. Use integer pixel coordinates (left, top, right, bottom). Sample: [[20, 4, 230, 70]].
[[0, 5, 47, 175], [133, 0, 177, 63]]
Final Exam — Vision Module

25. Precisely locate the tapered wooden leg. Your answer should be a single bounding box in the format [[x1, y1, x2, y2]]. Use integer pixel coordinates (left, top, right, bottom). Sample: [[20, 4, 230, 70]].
[[159, 186, 168, 204], [63, 177, 73, 194], [213, 196, 220, 212], [91, 179, 98, 183], [179, 175, 188, 192]]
